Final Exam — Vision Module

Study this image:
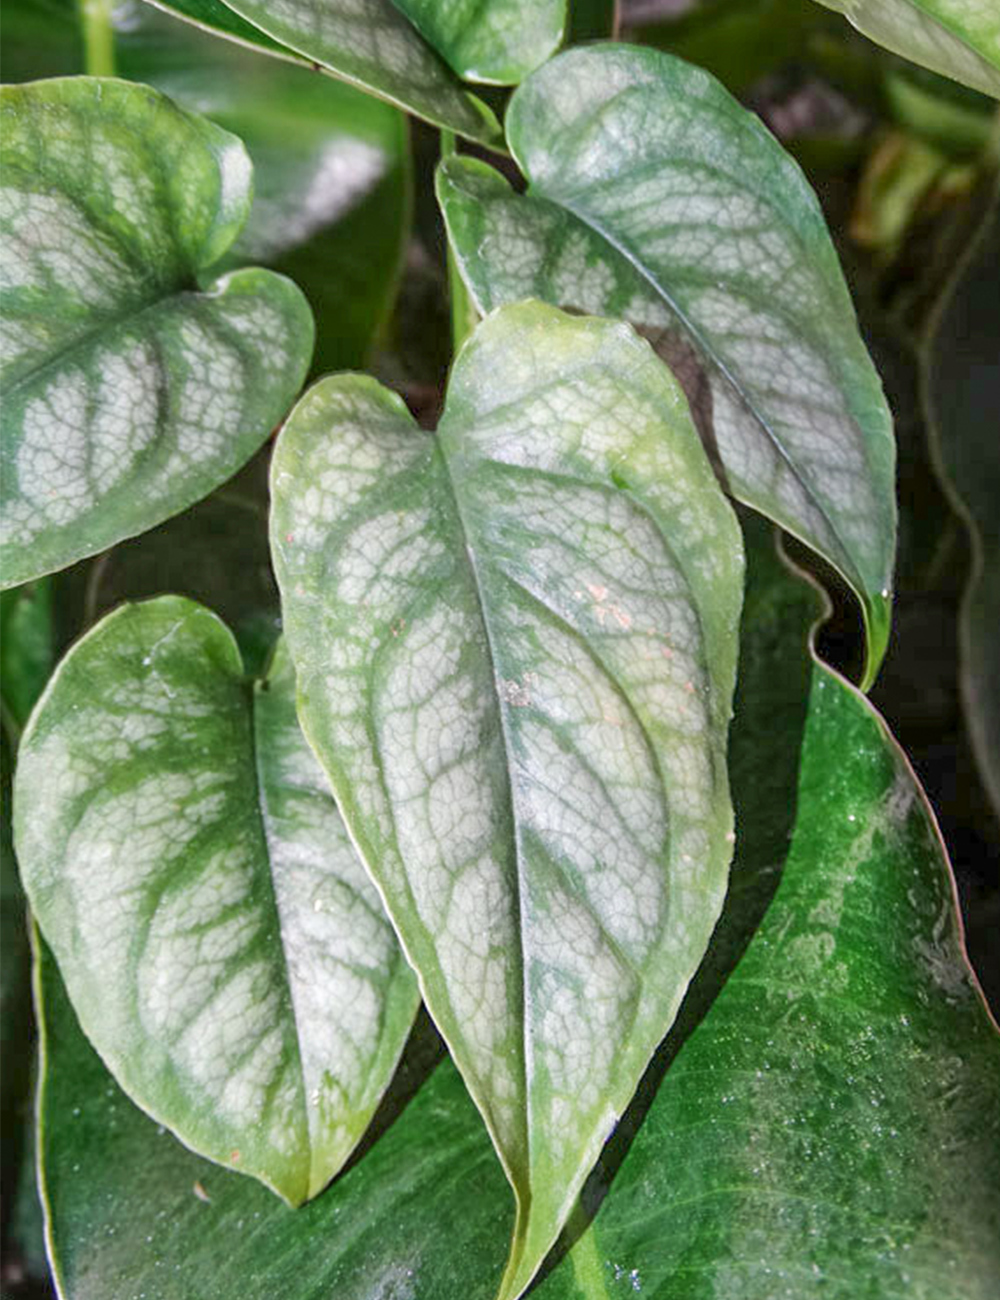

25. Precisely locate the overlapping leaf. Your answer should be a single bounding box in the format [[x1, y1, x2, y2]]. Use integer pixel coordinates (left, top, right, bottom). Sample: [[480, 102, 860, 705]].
[[36, 524, 1000, 1299], [925, 199, 1000, 817], [812, 0, 1000, 98], [271, 300, 743, 1298], [0, 77, 314, 589], [14, 597, 418, 1205], [439, 44, 897, 686], [152, 0, 501, 143], [390, 0, 564, 84]]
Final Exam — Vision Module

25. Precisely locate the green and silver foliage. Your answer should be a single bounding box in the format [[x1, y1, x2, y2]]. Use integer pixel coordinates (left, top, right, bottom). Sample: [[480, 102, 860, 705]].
[[390, 0, 565, 84], [153, 0, 502, 144], [2, 0, 412, 376], [811, 0, 1000, 99], [926, 202, 1000, 818], [271, 300, 744, 1299], [13, 597, 418, 1206], [0, 77, 314, 589], [439, 44, 898, 686], [33, 530, 1000, 1300]]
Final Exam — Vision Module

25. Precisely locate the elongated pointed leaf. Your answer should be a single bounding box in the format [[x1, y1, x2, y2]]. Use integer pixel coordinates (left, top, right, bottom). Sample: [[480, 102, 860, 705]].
[[0, 77, 314, 590], [438, 44, 897, 686], [925, 199, 1000, 817], [271, 300, 743, 1298], [812, 1, 1000, 99], [154, 0, 502, 144], [389, 0, 564, 84], [13, 597, 418, 1206]]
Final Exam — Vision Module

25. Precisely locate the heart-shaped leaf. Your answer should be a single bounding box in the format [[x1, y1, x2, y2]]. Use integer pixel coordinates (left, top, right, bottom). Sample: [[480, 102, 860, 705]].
[[438, 44, 897, 686], [0, 77, 315, 590], [271, 300, 743, 1298], [925, 196, 1000, 817], [13, 597, 419, 1205], [811, 1, 1000, 99], [389, 0, 565, 84], [151, 0, 502, 144], [2, 0, 412, 376]]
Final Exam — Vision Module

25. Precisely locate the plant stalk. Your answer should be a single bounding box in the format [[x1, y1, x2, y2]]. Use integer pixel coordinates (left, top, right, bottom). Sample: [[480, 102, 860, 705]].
[[441, 130, 479, 357], [79, 0, 116, 78]]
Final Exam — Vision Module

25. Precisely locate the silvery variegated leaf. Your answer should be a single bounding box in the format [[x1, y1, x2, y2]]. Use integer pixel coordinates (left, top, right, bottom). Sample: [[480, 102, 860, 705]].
[[13, 598, 419, 1205], [0, 77, 314, 589], [438, 44, 897, 687], [271, 300, 743, 1298]]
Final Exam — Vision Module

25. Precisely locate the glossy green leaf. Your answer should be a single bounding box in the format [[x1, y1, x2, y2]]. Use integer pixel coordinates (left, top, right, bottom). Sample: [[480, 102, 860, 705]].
[[271, 300, 743, 1299], [438, 44, 898, 686], [630, 0, 836, 95], [925, 199, 1000, 817], [14, 597, 418, 1206], [390, 0, 564, 84], [536, 660, 1000, 1299], [153, 0, 502, 143], [0, 77, 314, 590], [811, 1, 1000, 99]]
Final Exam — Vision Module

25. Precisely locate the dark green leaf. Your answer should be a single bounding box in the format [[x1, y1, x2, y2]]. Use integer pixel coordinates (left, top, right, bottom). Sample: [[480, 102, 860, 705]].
[[629, 0, 834, 95], [272, 300, 743, 1298], [811, 0, 1000, 99], [925, 197, 1000, 817], [438, 44, 898, 685], [153, 0, 503, 143], [535, 655, 1000, 1298], [390, 0, 564, 84], [14, 598, 418, 1205], [0, 77, 314, 589]]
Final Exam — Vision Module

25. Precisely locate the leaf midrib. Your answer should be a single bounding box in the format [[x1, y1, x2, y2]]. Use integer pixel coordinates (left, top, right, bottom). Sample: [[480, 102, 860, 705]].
[[2, 279, 196, 405], [431, 436, 534, 1219], [247, 673, 316, 1203]]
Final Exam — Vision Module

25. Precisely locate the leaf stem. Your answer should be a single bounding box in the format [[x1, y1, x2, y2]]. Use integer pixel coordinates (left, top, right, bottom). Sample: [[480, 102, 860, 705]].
[[78, 0, 115, 78], [441, 130, 478, 357]]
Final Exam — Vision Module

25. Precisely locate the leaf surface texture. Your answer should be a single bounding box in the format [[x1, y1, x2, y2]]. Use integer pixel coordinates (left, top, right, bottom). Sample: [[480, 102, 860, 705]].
[[14, 598, 418, 1205]]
